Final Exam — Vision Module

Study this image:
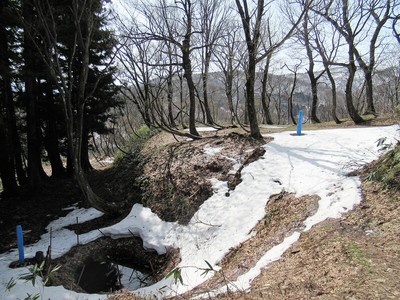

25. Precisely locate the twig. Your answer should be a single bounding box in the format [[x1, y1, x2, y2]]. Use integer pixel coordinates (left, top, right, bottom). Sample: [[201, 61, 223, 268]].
[[77, 265, 85, 286], [76, 217, 80, 245]]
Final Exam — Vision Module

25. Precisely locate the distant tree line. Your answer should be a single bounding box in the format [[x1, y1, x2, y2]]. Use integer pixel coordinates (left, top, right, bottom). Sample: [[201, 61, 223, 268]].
[[115, 0, 400, 138]]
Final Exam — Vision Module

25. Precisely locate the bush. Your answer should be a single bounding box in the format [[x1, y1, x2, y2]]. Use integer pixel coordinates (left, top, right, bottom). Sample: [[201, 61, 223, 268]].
[[395, 104, 400, 117], [114, 125, 155, 164], [366, 143, 400, 190]]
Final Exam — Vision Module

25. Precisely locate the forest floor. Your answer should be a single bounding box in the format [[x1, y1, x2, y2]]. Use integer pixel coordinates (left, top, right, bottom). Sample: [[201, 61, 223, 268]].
[[0, 114, 399, 299]]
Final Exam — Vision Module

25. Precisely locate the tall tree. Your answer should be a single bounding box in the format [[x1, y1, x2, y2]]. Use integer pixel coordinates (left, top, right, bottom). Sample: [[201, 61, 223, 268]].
[[313, 0, 396, 116], [312, 0, 365, 123], [235, 0, 306, 138], [313, 24, 341, 123], [234, 0, 265, 138], [23, 0, 48, 191], [29, 0, 123, 214], [301, 4, 325, 123], [259, 19, 274, 125], [214, 20, 244, 125], [122, 0, 203, 138], [198, 0, 227, 126], [0, 0, 21, 195]]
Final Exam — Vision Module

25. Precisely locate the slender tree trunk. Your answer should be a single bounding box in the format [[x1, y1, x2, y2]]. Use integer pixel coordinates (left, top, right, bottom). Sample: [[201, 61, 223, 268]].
[[260, 56, 273, 125], [24, 0, 45, 191], [287, 71, 297, 124], [80, 127, 93, 172], [181, 1, 199, 138], [363, 68, 376, 114], [44, 85, 65, 177], [202, 51, 214, 125], [0, 115, 18, 195], [303, 9, 320, 123], [309, 73, 320, 123], [221, 43, 237, 125], [314, 35, 341, 124], [235, 0, 263, 138], [167, 70, 176, 128], [182, 53, 199, 137], [245, 57, 261, 138], [326, 68, 341, 124], [346, 58, 364, 124], [224, 72, 235, 124], [0, 11, 18, 194]]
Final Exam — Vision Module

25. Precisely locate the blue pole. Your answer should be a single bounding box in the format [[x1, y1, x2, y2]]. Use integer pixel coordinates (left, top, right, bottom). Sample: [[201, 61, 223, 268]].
[[296, 110, 304, 136], [16, 225, 25, 265]]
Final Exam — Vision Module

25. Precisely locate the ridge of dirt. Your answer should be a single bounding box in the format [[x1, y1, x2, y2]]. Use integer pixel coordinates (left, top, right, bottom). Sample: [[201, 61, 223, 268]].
[[175, 192, 320, 299], [207, 150, 400, 299], [141, 132, 268, 224]]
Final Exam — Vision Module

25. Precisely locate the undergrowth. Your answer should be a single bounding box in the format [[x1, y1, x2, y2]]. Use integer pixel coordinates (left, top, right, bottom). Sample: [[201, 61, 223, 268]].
[[114, 125, 157, 163], [90, 125, 158, 209], [366, 142, 400, 190]]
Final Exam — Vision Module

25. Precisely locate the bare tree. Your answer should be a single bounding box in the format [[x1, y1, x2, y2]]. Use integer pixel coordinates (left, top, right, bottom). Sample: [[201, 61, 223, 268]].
[[313, 23, 342, 123], [312, 0, 364, 123], [299, 3, 325, 123], [126, 0, 201, 137], [198, 0, 228, 126], [118, 35, 157, 127], [214, 20, 245, 125], [284, 62, 301, 124], [259, 19, 275, 125], [313, 0, 397, 117], [234, 0, 306, 138]]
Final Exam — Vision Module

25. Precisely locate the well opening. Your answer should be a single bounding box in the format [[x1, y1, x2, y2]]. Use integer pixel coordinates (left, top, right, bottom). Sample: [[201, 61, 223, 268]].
[[48, 236, 178, 294]]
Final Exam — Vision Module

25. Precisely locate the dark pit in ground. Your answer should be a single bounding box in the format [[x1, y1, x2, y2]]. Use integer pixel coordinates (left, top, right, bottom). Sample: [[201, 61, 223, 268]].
[[49, 236, 179, 294]]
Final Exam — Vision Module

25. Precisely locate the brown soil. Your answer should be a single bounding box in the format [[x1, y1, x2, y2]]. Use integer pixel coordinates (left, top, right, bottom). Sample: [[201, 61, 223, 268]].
[[142, 132, 267, 224], [0, 129, 267, 296], [1, 115, 399, 299], [210, 179, 400, 300]]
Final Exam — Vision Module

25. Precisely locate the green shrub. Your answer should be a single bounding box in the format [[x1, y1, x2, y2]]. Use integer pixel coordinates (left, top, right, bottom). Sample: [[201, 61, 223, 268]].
[[395, 104, 400, 116], [113, 124, 156, 164], [366, 143, 400, 191]]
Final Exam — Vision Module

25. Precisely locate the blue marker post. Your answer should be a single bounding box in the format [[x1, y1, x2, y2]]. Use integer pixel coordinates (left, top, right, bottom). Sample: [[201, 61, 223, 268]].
[[296, 110, 304, 136], [16, 225, 25, 265]]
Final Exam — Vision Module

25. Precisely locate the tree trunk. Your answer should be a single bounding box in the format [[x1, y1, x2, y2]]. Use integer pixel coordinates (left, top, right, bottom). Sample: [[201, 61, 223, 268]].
[[202, 51, 214, 125], [44, 85, 65, 177], [167, 71, 176, 128], [182, 53, 199, 137], [363, 68, 376, 115], [81, 127, 93, 172], [288, 71, 297, 125], [303, 10, 320, 123], [0, 6, 26, 188], [24, 0, 45, 191], [235, 0, 263, 139], [0, 115, 18, 195], [260, 57, 273, 125], [326, 67, 341, 124], [245, 55, 262, 138], [346, 59, 364, 124], [309, 73, 320, 123], [314, 34, 341, 124], [181, 2, 199, 138]]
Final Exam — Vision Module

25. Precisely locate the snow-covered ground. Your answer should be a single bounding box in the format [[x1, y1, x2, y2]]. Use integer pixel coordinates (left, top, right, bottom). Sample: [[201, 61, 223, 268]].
[[0, 125, 398, 299]]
